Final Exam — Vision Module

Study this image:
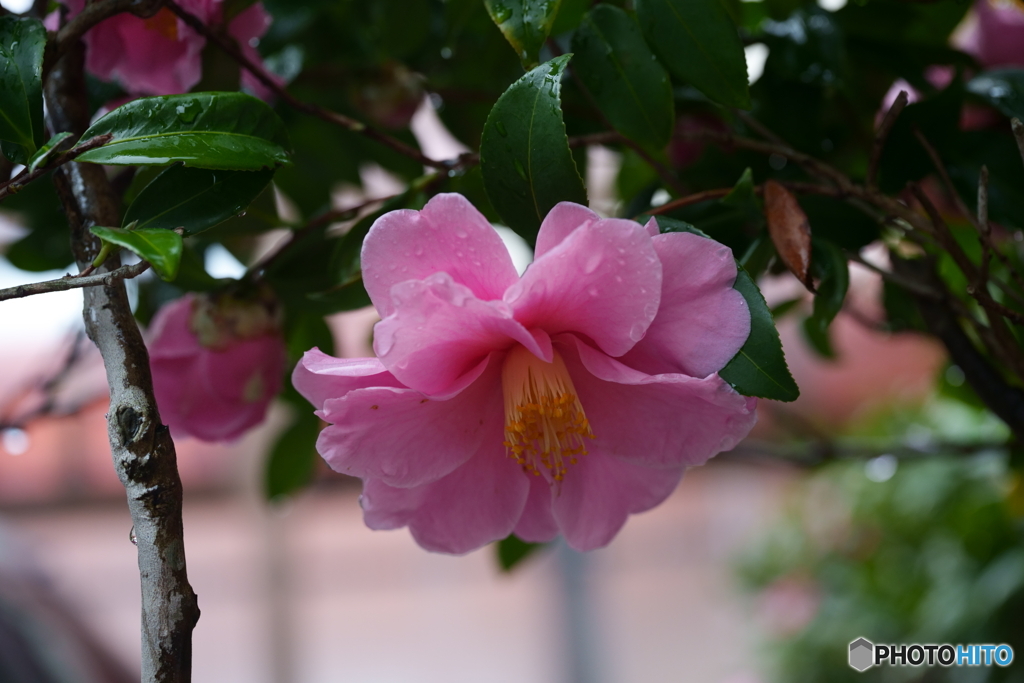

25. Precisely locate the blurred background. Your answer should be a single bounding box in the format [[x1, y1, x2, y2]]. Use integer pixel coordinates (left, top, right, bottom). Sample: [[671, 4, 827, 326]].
[[2, 0, 1023, 680]]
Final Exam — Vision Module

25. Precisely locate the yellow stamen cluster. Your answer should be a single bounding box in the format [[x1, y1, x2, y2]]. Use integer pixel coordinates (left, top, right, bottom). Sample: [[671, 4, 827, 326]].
[[501, 346, 594, 481]]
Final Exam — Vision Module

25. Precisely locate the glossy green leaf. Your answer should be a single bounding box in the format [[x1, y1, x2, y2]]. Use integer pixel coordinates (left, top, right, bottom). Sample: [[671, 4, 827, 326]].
[[2, 177, 72, 271], [484, 0, 563, 69], [635, 0, 750, 109], [967, 68, 1024, 121], [0, 16, 45, 163], [720, 267, 799, 401], [801, 314, 835, 358], [654, 215, 797, 401], [571, 5, 674, 148], [496, 534, 545, 571], [77, 92, 291, 170], [480, 55, 587, 245], [123, 164, 275, 236], [26, 132, 74, 172], [265, 395, 322, 500], [90, 226, 183, 281]]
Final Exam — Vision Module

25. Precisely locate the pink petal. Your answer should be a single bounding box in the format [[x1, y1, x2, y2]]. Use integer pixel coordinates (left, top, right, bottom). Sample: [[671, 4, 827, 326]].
[[362, 444, 530, 555], [361, 193, 519, 318], [621, 230, 750, 378], [229, 3, 282, 100], [292, 349, 402, 412], [373, 273, 551, 396], [513, 474, 560, 543], [505, 217, 662, 357], [552, 450, 684, 551], [147, 295, 200, 359], [315, 354, 504, 487], [533, 202, 600, 258], [563, 335, 757, 469]]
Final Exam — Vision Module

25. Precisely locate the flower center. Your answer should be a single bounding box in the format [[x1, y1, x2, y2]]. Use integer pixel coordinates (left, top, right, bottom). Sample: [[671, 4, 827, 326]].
[[501, 345, 594, 481]]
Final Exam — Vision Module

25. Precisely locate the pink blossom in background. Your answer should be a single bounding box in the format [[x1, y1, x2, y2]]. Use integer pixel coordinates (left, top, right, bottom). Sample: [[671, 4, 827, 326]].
[[293, 194, 757, 554], [149, 292, 286, 442], [58, 0, 274, 97], [956, 0, 1024, 68]]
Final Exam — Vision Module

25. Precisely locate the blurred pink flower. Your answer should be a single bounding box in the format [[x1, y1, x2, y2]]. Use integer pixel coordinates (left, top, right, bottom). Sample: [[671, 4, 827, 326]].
[[149, 292, 285, 442], [59, 0, 274, 97], [293, 194, 756, 554], [956, 0, 1024, 69]]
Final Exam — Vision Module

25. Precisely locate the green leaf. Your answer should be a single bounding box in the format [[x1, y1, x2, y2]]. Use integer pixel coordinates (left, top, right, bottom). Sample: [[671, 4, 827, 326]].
[[635, 0, 750, 109], [801, 314, 834, 359], [0, 16, 45, 161], [480, 55, 587, 245], [264, 396, 321, 500], [89, 226, 184, 281], [77, 92, 291, 170], [571, 5, 674, 148], [720, 267, 799, 401], [967, 68, 1024, 121], [2, 176, 72, 271], [26, 132, 74, 172], [123, 164, 275, 236], [654, 215, 797, 401], [484, 0, 563, 69], [809, 239, 849, 328], [496, 534, 545, 571]]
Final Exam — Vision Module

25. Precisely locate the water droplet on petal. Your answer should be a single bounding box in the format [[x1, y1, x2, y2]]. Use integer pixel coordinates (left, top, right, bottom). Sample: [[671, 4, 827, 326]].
[[583, 252, 602, 274], [629, 322, 647, 342]]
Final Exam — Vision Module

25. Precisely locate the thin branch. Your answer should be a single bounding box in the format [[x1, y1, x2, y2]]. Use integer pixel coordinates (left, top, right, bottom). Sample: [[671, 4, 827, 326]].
[[844, 249, 941, 301], [734, 109, 787, 146], [45, 43, 198, 682], [868, 90, 908, 189], [0, 261, 149, 303], [646, 180, 840, 216], [892, 255, 1024, 442], [976, 166, 992, 291], [164, 0, 446, 170], [0, 134, 113, 202], [1013, 118, 1024, 169], [0, 331, 87, 429], [726, 436, 1015, 467], [248, 194, 396, 277]]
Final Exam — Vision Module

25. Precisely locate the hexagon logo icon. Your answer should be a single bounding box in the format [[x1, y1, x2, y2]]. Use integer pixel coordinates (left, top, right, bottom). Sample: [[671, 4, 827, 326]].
[[849, 638, 874, 672]]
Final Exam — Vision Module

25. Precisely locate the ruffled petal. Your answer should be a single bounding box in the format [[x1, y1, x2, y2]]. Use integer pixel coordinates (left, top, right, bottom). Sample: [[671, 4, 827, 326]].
[[513, 473, 560, 543], [315, 354, 504, 487], [534, 202, 600, 258], [552, 450, 684, 551], [621, 231, 750, 378], [505, 217, 662, 357], [563, 335, 757, 469], [362, 444, 530, 555], [292, 349, 403, 412], [361, 193, 519, 317], [374, 273, 551, 395]]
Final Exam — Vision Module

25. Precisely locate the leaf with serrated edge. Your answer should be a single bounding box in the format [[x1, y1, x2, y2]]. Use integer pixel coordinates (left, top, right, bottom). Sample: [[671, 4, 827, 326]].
[[90, 226, 183, 281], [0, 17, 46, 157], [572, 5, 674, 148], [480, 55, 587, 245], [123, 165, 274, 236], [77, 92, 290, 170], [635, 0, 749, 109], [484, 0, 563, 69]]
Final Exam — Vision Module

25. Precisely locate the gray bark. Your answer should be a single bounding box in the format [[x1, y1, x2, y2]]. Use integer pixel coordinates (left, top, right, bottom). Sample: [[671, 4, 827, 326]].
[[44, 44, 199, 682]]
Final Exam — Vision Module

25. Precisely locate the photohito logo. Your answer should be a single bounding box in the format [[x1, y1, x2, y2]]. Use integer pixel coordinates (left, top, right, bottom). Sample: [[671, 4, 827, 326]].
[[848, 638, 1014, 671]]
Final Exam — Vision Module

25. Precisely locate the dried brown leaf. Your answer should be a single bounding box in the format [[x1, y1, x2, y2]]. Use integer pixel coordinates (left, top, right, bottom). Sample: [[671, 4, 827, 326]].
[[764, 180, 813, 290]]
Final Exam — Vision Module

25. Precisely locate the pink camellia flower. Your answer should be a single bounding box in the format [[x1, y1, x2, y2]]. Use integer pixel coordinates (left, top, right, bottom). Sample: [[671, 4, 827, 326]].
[[956, 0, 1024, 69], [293, 194, 757, 554], [58, 0, 274, 97], [149, 290, 286, 442]]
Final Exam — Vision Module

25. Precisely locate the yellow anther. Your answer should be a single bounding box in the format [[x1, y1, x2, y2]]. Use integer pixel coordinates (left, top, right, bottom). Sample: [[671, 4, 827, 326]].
[[501, 345, 595, 481]]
